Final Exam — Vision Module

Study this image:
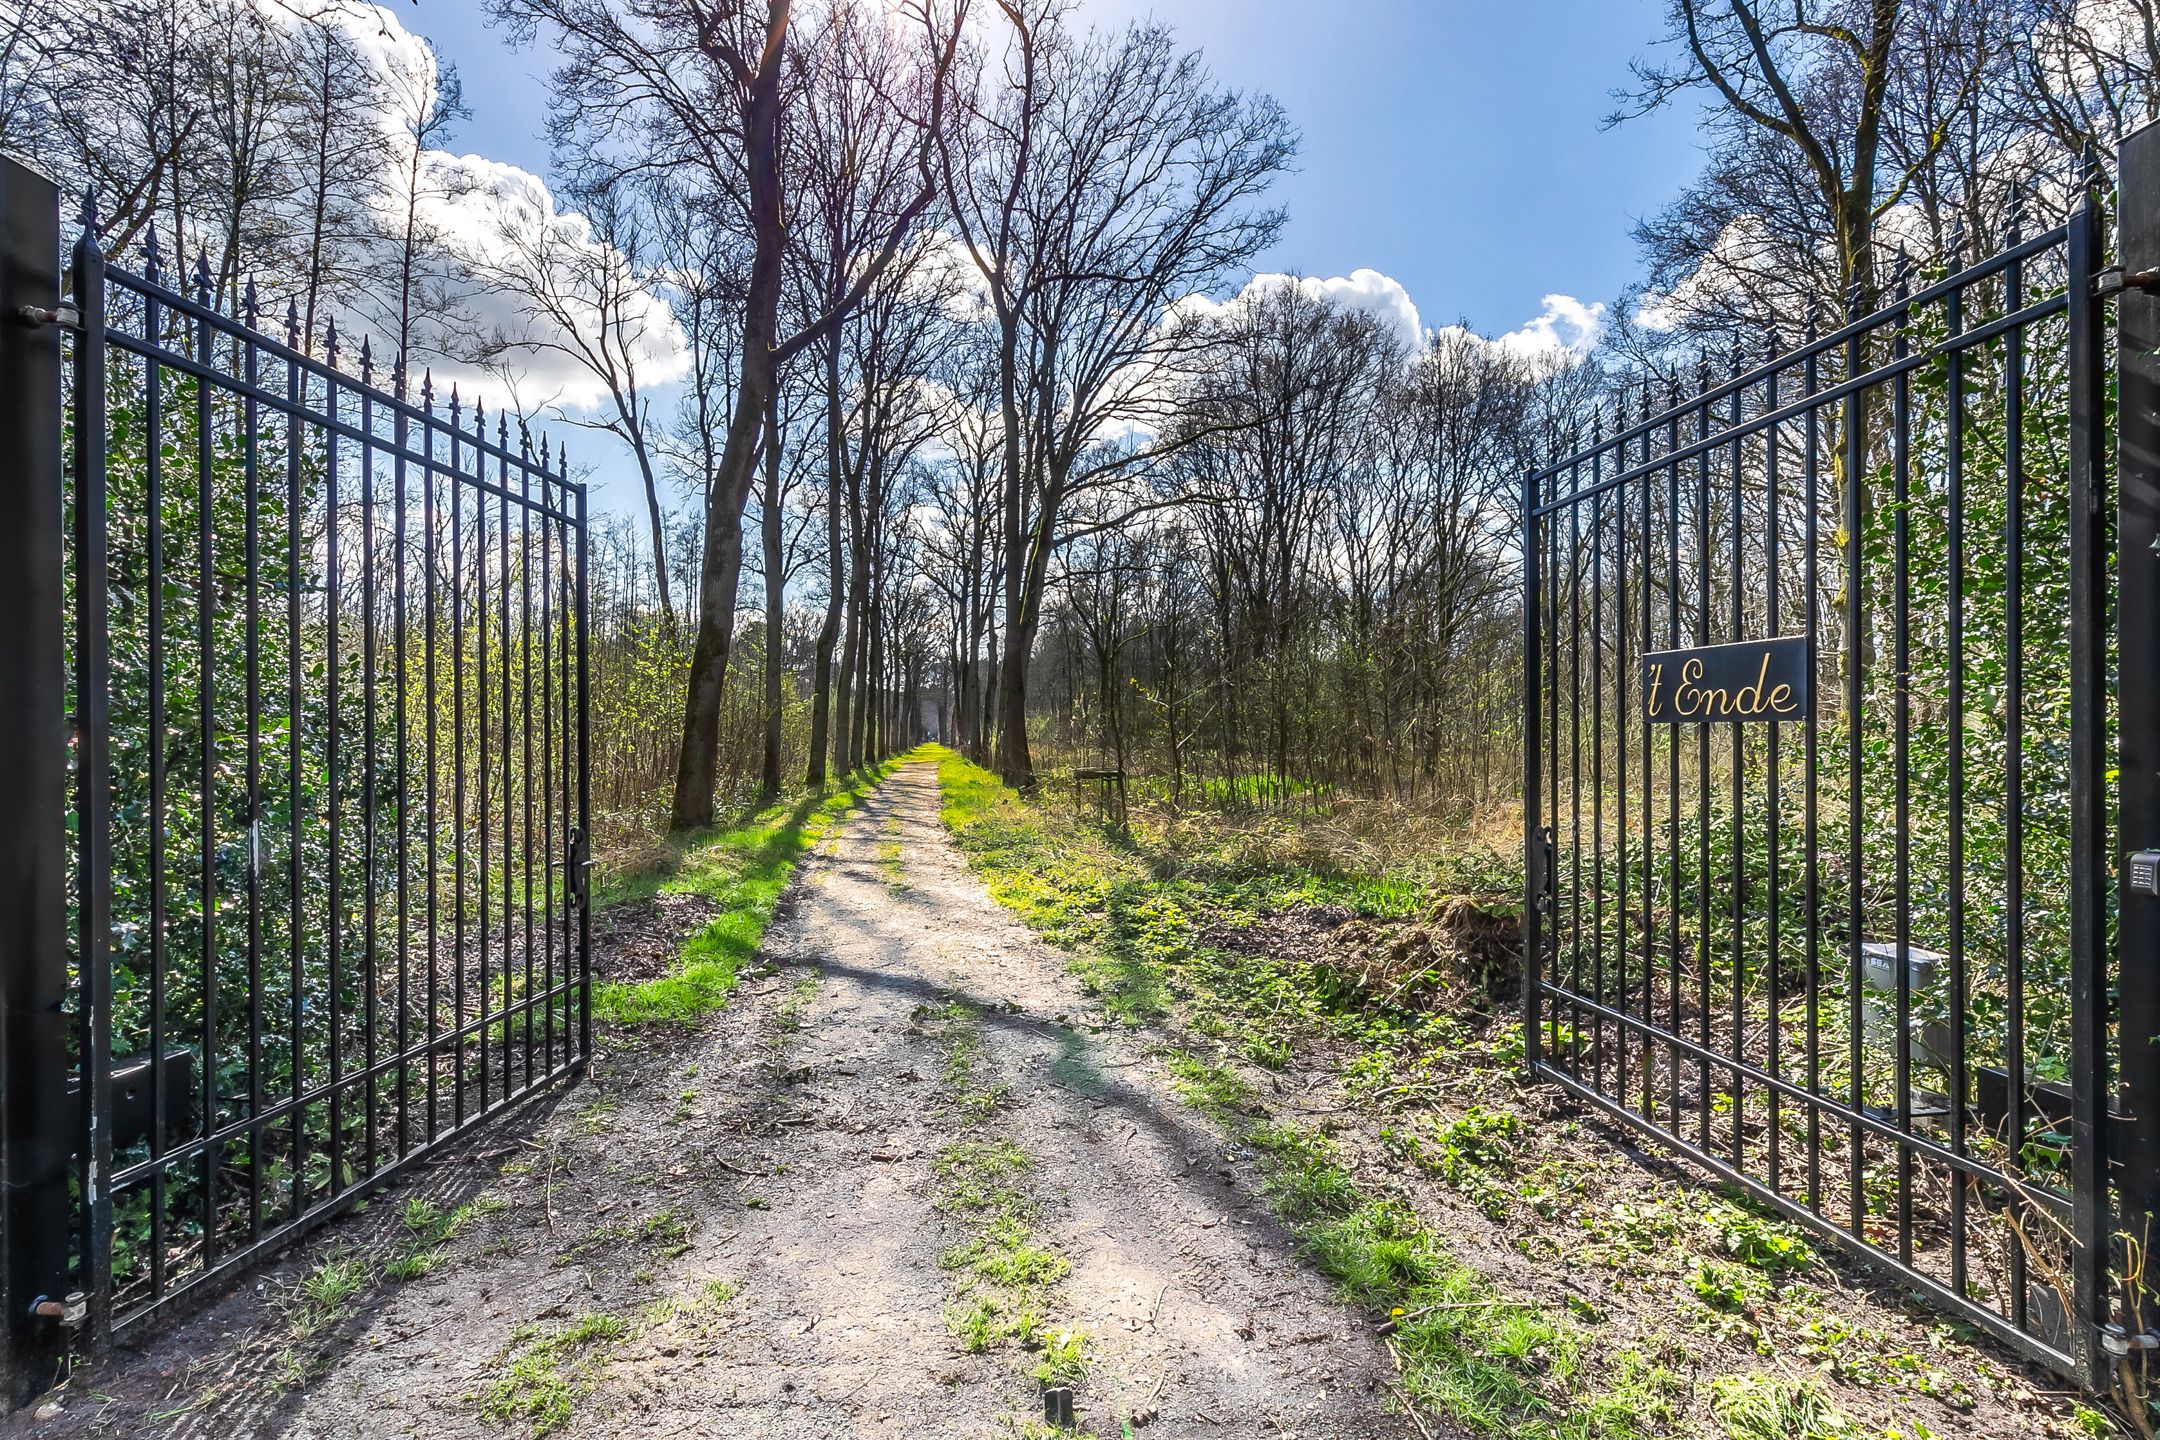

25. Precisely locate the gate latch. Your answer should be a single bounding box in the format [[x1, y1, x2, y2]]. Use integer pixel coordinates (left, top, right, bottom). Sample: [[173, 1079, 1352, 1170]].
[[564, 827, 592, 905], [1533, 826, 1556, 915]]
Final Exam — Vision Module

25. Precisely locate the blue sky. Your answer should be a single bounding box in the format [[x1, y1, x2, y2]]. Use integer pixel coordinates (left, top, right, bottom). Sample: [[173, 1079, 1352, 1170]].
[[415, 0, 1706, 344]]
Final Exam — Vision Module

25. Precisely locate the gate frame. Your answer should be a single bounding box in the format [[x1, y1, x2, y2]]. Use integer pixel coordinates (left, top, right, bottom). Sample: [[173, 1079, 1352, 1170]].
[[1523, 145, 2154, 1394], [0, 162, 597, 1404]]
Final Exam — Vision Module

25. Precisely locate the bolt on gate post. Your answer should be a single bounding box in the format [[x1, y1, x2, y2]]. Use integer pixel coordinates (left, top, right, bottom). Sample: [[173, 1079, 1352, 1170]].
[[0, 154, 70, 1404]]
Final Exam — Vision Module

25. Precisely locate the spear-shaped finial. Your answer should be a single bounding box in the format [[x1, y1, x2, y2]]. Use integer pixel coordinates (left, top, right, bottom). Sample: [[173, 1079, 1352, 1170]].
[[72, 189, 102, 265]]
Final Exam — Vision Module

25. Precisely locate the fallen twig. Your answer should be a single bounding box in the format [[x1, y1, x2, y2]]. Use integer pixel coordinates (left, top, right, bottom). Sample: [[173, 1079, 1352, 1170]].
[[1377, 1298, 1550, 1336], [544, 1140, 559, 1235], [1388, 1382, 1438, 1440]]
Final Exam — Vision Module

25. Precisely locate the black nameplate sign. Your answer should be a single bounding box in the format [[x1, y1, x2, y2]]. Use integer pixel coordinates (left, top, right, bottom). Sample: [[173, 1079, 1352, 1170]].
[[1643, 636, 1809, 723]]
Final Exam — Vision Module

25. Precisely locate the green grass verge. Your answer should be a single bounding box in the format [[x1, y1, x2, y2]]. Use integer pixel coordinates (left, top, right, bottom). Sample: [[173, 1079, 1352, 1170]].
[[591, 759, 898, 1026]]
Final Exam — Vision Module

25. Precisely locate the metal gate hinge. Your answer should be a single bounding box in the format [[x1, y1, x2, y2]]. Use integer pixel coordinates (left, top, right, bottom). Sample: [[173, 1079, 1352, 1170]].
[[17, 302, 80, 330], [2102, 1323, 2160, 1356], [30, 1292, 86, 1331], [2095, 266, 2160, 297]]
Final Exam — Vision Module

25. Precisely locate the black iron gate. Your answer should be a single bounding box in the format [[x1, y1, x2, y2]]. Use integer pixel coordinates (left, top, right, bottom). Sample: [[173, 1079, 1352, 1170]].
[[0, 157, 593, 1395], [1524, 140, 2160, 1391]]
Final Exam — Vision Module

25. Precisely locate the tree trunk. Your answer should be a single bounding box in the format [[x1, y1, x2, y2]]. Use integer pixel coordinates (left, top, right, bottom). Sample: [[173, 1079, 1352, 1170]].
[[667, 329, 774, 832], [835, 589, 860, 778], [980, 623, 998, 760], [634, 438, 676, 634], [991, 306, 1032, 788], [668, 27, 788, 834], [994, 611, 1034, 788], [994, 463, 1059, 789], [865, 602, 884, 762], [805, 335, 845, 787], [758, 387, 784, 802]]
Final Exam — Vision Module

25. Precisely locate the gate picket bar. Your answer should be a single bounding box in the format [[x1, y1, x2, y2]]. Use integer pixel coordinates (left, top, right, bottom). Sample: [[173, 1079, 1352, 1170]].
[[0, 156, 593, 1398], [1524, 132, 2160, 1393]]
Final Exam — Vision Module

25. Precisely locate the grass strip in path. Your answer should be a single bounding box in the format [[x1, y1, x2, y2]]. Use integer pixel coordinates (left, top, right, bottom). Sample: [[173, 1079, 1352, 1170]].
[[593, 758, 899, 1026], [924, 1000, 1087, 1388]]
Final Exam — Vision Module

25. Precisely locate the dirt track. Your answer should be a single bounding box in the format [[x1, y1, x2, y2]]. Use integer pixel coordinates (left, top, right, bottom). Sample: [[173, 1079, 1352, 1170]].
[[20, 761, 1416, 1440]]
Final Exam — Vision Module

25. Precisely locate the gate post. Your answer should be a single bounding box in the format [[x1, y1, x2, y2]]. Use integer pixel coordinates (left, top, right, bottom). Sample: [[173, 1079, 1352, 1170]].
[[2118, 120, 2160, 1343], [2066, 149, 2113, 1393], [0, 156, 71, 1404], [71, 192, 113, 1349], [1522, 469, 1543, 1077]]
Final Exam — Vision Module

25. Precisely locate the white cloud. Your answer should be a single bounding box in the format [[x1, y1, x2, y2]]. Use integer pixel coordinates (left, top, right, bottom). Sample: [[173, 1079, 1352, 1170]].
[[1632, 214, 1779, 333], [1183, 268, 1596, 374], [1485, 293, 1604, 366], [1173, 268, 1425, 355], [1287, 269, 1425, 353], [410, 149, 694, 410], [918, 231, 997, 323]]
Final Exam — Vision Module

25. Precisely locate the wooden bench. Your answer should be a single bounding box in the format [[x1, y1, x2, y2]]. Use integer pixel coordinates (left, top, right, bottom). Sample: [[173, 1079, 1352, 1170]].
[[1070, 766, 1129, 826]]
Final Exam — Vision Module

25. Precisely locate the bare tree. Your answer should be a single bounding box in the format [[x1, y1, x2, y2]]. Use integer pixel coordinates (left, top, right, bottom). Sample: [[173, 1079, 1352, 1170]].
[[474, 180, 683, 630], [491, 0, 960, 831], [937, 0, 1294, 786], [370, 34, 472, 369], [920, 349, 1005, 762], [788, 0, 947, 785], [290, 10, 388, 347], [2013, 0, 2160, 162], [1618, 1, 1980, 317]]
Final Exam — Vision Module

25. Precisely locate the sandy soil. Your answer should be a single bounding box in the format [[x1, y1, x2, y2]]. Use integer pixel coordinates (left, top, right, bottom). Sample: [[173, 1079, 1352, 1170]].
[[15, 761, 1417, 1440]]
